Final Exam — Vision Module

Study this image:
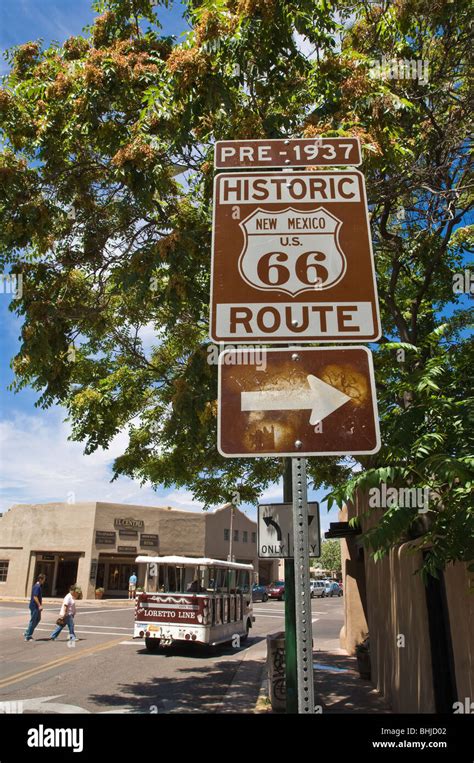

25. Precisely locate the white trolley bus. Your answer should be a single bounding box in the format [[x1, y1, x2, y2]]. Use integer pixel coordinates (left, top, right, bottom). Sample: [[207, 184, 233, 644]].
[[133, 555, 255, 651]]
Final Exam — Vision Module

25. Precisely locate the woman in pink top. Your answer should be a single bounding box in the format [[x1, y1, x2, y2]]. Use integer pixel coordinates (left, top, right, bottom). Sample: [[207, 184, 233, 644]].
[[50, 585, 80, 641]]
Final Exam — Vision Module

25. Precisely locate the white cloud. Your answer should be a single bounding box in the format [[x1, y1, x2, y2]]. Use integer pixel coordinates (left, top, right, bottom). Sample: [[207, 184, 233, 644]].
[[259, 483, 284, 502], [0, 408, 206, 514], [18, 0, 84, 43], [0, 407, 346, 531], [157, 489, 203, 511]]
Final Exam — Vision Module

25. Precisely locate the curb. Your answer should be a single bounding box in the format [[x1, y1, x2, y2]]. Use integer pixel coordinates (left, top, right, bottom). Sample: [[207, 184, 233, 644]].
[[254, 663, 272, 713], [214, 638, 267, 714]]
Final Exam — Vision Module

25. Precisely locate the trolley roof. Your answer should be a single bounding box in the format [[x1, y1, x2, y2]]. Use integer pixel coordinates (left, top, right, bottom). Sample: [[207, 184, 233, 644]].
[[135, 555, 253, 571]]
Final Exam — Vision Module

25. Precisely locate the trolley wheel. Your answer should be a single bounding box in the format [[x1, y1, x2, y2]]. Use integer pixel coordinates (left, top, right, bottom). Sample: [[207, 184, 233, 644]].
[[240, 619, 251, 643], [145, 637, 161, 652]]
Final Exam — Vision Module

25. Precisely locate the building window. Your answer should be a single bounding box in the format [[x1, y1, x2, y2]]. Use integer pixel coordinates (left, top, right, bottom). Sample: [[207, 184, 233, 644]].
[[224, 528, 230, 541], [234, 529, 239, 542], [243, 531, 248, 543], [251, 532, 256, 544], [0, 561, 9, 582]]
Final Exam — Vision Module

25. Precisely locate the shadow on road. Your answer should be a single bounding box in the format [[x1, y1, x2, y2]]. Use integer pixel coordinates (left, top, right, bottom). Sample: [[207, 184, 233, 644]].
[[88, 638, 264, 713], [133, 634, 265, 659]]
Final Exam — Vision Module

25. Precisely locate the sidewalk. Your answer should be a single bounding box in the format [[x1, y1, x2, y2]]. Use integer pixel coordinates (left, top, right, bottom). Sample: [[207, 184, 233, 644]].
[[0, 596, 136, 607], [312, 648, 391, 713], [252, 645, 391, 714]]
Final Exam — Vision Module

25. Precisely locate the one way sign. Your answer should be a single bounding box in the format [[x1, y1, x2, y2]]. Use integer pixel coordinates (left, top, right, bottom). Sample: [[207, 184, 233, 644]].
[[258, 502, 320, 558]]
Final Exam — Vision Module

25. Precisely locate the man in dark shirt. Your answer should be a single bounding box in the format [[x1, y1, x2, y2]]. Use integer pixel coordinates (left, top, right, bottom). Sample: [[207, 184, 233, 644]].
[[24, 573, 46, 641]]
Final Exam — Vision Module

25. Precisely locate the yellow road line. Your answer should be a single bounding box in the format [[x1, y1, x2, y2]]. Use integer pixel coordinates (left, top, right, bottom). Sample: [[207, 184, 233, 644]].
[[0, 637, 125, 690]]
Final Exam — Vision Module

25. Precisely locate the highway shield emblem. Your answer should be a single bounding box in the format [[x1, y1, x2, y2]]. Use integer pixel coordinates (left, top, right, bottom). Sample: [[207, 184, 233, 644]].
[[238, 207, 346, 296]]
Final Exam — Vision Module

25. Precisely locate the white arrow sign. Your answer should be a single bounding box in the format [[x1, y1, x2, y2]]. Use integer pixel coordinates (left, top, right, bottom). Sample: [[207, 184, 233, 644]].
[[241, 374, 351, 425]]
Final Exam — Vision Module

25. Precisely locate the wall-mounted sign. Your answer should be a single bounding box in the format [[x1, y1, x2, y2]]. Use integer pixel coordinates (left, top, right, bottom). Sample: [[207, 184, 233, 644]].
[[114, 518, 144, 530], [140, 534, 159, 548], [90, 559, 98, 581], [118, 546, 137, 553], [119, 530, 138, 539], [95, 531, 116, 546]]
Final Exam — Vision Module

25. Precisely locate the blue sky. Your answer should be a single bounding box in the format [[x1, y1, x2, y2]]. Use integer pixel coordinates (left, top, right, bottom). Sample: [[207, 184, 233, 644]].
[[0, 0, 337, 530]]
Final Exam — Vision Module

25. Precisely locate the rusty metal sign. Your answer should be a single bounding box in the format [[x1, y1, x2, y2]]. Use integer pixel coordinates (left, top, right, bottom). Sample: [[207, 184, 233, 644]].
[[218, 346, 380, 457]]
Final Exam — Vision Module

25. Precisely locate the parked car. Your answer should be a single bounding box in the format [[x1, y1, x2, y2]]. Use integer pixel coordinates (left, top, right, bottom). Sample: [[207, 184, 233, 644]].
[[324, 580, 343, 597], [267, 581, 285, 601], [310, 580, 326, 598], [252, 584, 268, 602]]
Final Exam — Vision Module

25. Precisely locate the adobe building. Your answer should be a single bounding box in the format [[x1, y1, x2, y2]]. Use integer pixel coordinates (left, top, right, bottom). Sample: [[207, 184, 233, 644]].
[[0, 501, 278, 599], [338, 496, 474, 713]]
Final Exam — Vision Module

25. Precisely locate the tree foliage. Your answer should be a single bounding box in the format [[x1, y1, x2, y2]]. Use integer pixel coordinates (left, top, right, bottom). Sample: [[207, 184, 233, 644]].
[[313, 539, 342, 574], [0, 0, 472, 576]]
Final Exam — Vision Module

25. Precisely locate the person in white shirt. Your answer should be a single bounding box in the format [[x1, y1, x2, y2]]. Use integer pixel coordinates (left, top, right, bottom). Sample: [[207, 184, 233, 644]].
[[50, 585, 80, 641]]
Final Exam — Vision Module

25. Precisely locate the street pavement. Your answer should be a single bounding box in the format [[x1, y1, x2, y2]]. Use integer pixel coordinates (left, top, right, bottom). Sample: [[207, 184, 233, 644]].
[[0, 597, 344, 714]]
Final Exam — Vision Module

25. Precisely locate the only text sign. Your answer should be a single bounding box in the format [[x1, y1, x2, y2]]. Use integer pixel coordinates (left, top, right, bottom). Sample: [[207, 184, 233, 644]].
[[258, 502, 321, 559]]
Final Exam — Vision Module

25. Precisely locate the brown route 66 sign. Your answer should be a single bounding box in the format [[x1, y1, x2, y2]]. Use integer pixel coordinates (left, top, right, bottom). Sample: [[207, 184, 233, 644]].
[[210, 170, 381, 344]]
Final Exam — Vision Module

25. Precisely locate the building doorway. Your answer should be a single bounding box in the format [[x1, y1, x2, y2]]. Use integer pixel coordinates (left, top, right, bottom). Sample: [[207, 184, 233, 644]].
[[97, 555, 143, 597], [96, 563, 105, 589], [108, 563, 133, 593], [33, 560, 55, 597], [55, 559, 79, 597], [33, 553, 82, 597]]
